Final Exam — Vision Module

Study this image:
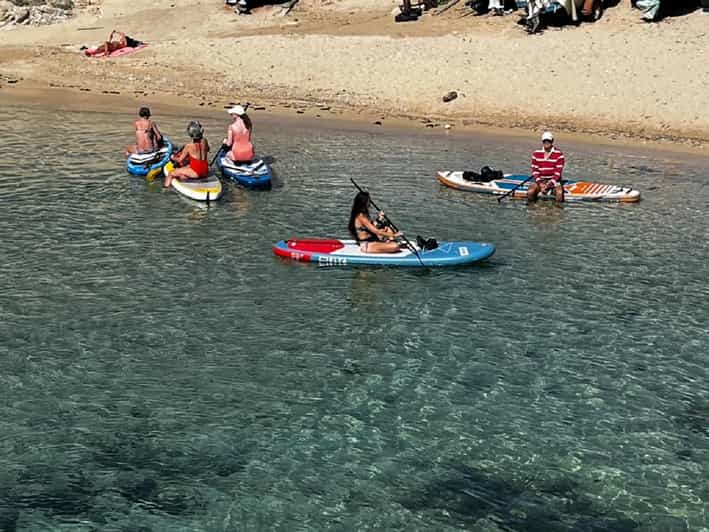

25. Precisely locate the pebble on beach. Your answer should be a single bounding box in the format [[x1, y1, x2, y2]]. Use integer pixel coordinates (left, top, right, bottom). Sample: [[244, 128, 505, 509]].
[[442, 91, 458, 103]]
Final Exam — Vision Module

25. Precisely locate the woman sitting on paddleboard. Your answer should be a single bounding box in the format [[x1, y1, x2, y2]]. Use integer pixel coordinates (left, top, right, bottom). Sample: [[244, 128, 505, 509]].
[[125, 106, 162, 156], [348, 191, 402, 254], [224, 105, 254, 163], [164, 121, 210, 188]]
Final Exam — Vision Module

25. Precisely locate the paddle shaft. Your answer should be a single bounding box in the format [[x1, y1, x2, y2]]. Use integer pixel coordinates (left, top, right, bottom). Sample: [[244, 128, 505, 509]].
[[349, 178, 425, 266], [209, 144, 227, 167], [497, 175, 534, 202]]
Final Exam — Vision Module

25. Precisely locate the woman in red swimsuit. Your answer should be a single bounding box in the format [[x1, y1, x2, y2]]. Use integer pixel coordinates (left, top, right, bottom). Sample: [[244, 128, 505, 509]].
[[164, 121, 211, 188]]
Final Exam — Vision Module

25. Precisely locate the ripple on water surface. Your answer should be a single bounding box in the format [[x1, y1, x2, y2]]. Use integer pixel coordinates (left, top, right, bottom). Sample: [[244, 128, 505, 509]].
[[0, 108, 708, 531]]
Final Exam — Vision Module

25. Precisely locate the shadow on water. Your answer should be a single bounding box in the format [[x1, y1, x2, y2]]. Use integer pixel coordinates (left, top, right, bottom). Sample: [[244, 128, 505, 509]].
[[399, 465, 639, 532], [0, 414, 248, 525], [675, 396, 709, 436]]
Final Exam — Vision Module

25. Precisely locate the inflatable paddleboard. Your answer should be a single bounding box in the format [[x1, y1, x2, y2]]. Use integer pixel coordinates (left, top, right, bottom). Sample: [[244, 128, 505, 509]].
[[437, 171, 641, 202], [163, 162, 223, 202], [126, 138, 173, 177], [273, 238, 495, 267], [216, 148, 272, 189]]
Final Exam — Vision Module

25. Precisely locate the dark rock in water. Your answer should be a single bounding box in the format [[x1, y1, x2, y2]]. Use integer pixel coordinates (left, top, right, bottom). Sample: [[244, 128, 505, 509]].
[[120, 477, 159, 503], [640, 515, 688, 532], [442, 90, 458, 103], [570, 517, 639, 532], [399, 465, 639, 532], [0, 506, 19, 532], [675, 448, 693, 461], [674, 396, 709, 435], [14, 471, 96, 517]]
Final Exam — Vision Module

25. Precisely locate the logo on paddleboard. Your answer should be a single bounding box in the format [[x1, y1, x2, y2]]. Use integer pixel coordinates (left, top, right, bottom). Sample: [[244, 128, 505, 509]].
[[318, 256, 348, 266]]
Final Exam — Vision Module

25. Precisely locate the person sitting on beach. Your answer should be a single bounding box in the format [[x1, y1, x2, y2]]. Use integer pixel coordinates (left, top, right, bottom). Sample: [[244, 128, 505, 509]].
[[223, 105, 254, 163], [528, 131, 565, 203], [348, 191, 403, 254], [164, 121, 210, 188], [125, 107, 162, 156], [87, 30, 141, 56]]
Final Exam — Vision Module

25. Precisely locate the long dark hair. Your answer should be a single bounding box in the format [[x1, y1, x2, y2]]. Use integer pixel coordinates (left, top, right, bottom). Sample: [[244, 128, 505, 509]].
[[348, 191, 371, 237]]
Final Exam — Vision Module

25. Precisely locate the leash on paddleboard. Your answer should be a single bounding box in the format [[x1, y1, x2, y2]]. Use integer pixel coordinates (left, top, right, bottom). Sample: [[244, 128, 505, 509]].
[[349, 178, 425, 266], [496, 175, 534, 202]]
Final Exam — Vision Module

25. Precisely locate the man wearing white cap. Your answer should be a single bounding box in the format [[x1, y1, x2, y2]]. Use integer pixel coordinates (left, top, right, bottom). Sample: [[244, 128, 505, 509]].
[[224, 104, 254, 163], [528, 131, 565, 203]]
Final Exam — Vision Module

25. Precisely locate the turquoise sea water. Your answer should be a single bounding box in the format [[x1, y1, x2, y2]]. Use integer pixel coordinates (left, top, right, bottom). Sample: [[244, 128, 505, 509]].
[[1, 108, 707, 531]]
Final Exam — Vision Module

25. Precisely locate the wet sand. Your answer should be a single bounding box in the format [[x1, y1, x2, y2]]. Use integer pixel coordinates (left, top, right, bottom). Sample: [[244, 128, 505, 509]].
[[1, 0, 708, 154]]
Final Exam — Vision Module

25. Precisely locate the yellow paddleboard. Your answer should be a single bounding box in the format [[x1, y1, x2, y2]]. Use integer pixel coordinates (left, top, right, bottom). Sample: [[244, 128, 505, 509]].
[[164, 162, 223, 202]]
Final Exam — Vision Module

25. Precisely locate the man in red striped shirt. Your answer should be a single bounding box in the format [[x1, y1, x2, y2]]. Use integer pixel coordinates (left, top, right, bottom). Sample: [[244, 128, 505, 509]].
[[528, 131, 565, 203]]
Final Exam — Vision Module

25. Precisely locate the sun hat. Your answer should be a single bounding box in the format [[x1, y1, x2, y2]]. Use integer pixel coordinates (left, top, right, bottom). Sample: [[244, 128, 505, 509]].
[[227, 105, 246, 116], [541, 131, 554, 142]]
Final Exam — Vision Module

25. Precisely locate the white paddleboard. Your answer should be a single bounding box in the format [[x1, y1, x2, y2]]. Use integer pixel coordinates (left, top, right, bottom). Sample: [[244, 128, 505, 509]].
[[164, 162, 223, 202]]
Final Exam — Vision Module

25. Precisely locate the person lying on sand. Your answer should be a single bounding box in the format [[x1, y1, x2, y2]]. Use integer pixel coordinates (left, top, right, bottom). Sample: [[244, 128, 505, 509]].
[[125, 107, 162, 156], [85, 30, 142, 56]]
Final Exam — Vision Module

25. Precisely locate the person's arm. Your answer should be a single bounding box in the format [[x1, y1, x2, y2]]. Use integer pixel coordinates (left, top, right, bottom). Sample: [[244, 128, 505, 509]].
[[360, 216, 400, 240], [531, 153, 541, 181], [204, 138, 210, 156], [172, 146, 189, 164], [553, 152, 565, 181], [151, 122, 162, 143], [224, 125, 233, 147]]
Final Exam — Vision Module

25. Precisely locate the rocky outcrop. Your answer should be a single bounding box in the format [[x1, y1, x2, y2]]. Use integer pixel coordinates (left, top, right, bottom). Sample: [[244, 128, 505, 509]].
[[0, 0, 94, 28]]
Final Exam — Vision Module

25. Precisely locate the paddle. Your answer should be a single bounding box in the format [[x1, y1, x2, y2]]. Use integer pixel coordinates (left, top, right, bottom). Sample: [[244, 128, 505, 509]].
[[210, 144, 228, 167], [349, 178, 425, 266], [496, 175, 534, 202]]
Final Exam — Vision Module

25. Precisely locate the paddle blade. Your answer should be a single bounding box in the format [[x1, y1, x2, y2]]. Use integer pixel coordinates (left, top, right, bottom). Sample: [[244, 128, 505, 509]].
[[163, 161, 175, 177], [146, 166, 162, 182]]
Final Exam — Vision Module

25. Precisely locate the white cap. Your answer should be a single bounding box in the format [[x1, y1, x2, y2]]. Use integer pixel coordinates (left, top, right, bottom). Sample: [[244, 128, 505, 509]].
[[228, 105, 246, 116], [541, 131, 554, 142]]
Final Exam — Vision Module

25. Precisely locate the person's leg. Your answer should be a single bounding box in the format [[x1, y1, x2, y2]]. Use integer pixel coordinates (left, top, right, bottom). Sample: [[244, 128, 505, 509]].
[[93, 42, 110, 55], [527, 182, 540, 202], [125, 144, 137, 156], [164, 166, 198, 187], [364, 241, 402, 254], [553, 184, 564, 203]]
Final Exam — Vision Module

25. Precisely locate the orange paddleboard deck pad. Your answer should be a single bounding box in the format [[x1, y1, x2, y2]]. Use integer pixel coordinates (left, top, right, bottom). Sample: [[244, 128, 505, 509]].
[[436, 171, 641, 202]]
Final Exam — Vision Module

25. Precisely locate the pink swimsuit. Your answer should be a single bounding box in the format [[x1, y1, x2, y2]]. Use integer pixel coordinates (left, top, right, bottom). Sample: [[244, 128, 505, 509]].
[[227, 118, 254, 162]]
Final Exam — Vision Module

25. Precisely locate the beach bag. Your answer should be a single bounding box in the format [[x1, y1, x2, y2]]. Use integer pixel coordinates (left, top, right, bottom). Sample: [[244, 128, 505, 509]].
[[463, 166, 503, 182]]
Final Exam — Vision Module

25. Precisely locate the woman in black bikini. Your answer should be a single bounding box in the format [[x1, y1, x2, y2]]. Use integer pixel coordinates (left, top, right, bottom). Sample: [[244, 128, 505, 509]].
[[348, 191, 402, 254]]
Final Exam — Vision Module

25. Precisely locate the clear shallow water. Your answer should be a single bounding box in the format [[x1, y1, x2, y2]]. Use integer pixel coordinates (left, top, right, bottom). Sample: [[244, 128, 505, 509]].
[[0, 108, 708, 531]]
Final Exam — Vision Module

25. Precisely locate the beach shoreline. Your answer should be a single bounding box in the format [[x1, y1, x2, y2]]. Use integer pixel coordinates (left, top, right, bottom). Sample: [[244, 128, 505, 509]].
[[5, 81, 709, 163], [1, 0, 708, 156]]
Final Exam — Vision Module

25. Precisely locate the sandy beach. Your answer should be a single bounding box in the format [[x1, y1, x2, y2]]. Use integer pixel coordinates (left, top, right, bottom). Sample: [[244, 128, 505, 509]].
[[1, 0, 708, 151]]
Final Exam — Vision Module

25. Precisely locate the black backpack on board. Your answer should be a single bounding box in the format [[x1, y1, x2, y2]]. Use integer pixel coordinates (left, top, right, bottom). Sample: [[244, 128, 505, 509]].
[[463, 166, 504, 182]]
